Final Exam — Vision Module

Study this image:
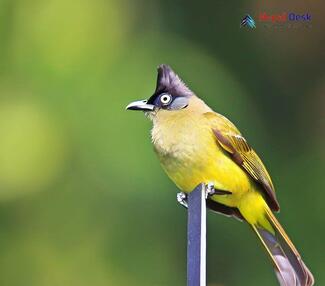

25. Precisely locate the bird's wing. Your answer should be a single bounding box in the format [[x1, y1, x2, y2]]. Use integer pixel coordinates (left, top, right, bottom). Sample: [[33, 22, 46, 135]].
[[204, 112, 280, 211]]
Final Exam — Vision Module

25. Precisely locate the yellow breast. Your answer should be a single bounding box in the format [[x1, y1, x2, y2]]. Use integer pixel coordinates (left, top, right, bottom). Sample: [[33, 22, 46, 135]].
[[151, 107, 253, 207]]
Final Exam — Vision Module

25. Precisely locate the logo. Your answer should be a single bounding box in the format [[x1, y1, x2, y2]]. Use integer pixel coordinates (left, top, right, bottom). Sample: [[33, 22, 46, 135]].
[[240, 15, 256, 29], [240, 12, 312, 30], [259, 12, 312, 22]]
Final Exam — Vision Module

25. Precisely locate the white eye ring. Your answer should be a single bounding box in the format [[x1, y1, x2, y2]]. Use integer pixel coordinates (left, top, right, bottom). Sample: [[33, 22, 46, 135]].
[[160, 94, 172, 105]]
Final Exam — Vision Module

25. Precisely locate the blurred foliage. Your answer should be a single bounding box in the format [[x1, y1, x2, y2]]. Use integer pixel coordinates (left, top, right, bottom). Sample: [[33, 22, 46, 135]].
[[0, 0, 324, 285]]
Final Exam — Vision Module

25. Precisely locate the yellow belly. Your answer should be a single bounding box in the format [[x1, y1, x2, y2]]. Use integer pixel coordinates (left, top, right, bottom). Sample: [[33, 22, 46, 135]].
[[156, 130, 254, 208], [151, 106, 271, 228]]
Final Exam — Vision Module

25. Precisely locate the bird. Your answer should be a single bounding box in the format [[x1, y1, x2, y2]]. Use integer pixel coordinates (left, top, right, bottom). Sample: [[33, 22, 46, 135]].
[[126, 64, 314, 286]]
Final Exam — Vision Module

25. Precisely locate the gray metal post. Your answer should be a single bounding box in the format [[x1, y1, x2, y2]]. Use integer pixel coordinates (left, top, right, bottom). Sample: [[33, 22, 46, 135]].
[[187, 183, 206, 286]]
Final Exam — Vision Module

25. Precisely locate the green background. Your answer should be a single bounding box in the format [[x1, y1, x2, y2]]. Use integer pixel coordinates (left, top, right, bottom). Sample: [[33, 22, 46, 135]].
[[0, 1, 324, 285]]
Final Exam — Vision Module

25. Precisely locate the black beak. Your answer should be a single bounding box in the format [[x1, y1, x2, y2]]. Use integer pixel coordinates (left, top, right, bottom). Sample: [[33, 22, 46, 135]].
[[126, 99, 155, 111]]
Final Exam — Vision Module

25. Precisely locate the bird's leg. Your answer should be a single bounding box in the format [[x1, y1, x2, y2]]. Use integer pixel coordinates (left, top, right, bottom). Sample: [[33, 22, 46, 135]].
[[177, 192, 188, 208], [206, 182, 216, 198], [206, 182, 232, 198], [177, 184, 231, 208]]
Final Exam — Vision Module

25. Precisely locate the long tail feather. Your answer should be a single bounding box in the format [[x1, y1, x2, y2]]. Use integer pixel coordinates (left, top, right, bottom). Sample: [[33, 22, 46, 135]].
[[251, 209, 314, 286]]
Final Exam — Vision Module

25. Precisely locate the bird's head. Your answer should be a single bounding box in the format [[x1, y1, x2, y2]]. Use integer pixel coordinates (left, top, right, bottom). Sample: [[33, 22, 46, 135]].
[[126, 64, 195, 118]]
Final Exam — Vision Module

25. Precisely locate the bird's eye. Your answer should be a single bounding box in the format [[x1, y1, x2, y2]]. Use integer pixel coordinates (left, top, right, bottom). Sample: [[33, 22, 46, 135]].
[[160, 94, 172, 105]]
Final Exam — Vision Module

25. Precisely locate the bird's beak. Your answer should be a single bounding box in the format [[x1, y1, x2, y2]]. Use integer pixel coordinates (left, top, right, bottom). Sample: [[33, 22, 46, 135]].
[[126, 99, 155, 111]]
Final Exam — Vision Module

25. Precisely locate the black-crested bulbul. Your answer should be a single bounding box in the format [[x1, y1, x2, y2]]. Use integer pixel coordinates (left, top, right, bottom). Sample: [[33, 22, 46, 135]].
[[126, 64, 314, 286]]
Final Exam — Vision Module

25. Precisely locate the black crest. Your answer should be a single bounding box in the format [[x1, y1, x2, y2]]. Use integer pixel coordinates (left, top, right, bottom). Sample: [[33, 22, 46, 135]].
[[148, 64, 193, 103]]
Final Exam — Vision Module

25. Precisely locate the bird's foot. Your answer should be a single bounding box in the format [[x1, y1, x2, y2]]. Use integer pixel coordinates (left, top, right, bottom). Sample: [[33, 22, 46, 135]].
[[206, 183, 216, 198], [205, 182, 232, 198], [177, 192, 188, 208]]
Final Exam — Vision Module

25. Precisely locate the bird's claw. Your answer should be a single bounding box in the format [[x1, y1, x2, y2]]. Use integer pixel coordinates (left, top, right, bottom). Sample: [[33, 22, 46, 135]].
[[205, 182, 232, 198], [177, 184, 231, 208], [177, 192, 188, 208], [206, 182, 216, 198]]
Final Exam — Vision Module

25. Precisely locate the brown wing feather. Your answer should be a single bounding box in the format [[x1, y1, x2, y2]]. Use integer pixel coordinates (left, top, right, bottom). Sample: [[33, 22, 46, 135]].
[[204, 112, 280, 211]]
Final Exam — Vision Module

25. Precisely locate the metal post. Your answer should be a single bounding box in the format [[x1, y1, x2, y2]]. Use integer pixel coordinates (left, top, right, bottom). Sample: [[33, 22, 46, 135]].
[[187, 183, 206, 286]]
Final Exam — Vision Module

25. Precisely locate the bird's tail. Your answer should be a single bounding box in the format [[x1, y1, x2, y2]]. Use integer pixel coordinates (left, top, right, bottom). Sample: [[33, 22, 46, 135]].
[[251, 206, 314, 286]]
